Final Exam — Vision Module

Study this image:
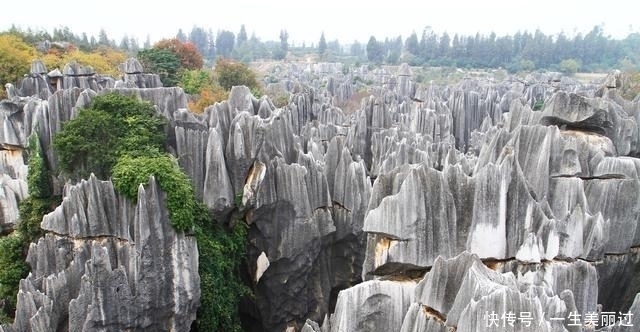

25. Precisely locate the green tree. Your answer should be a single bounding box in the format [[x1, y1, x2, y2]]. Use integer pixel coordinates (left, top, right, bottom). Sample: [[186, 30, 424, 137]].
[[98, 28, 111, 46], [405, 32, 419, 55], [216, 30, 235, 58], [53, 92, 165, 180], [559, 58, 580, 75], [214, 58, 261, 94], [279, 29, 289, 54], [189, 26, 212, 58], [318, 32, 327, 58], [237, 25, 248, 46], [180, 69, 213, 95], [0, 234, 29, 322], [27, 133, 52, 198], [153, 38, 204, 70], [350, 40, 363, 57], [366, 36, 384, 64], [176, 29, 187, 42], [137, 48, 181, 86]]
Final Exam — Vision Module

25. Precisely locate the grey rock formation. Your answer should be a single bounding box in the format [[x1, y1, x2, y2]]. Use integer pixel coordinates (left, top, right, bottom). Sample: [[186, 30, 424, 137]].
[[3, 60, 640, 332], [327, 280, 415, 332], [119, 58, 163, 88], [395, 253, 598, 332], [396, 63, 415, 98], [1, 175, 199, 331]]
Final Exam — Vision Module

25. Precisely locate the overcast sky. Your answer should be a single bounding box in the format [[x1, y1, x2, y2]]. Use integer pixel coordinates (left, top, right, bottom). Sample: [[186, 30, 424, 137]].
[[1, 0, 638, 45]]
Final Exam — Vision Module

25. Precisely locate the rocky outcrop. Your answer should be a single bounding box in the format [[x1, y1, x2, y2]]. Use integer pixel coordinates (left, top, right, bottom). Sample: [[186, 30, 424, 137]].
[[317, 68, 640, 332], [327, 280, 415, 332], [3, 58, 640, 332], [118, 58, 163, 89], [1, 175, 199, 332]]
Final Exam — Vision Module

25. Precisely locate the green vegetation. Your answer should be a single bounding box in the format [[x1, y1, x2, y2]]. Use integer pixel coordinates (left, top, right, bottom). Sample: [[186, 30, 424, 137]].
[[0, 34, 35, 98], [318, 32, 327, 58], [0, 133, 60, 322], [26, 134, 51, 199], [3, 23, 640, 77], [53, 92, 249, 330], [53, 92, 165, 180], [180, 69, 229, 113], [0, 234, 29, 323], [138, 38, 204, 87], [195, 209, 250, 332], [533, 100, 545, 111], [138, 48, 182, 86], [622, 71, 640, 100], [559, 58, 581, 75], [112, 154, 196, 232], [180, 69, 212, 95], [366, 36, 384, 64], [214, 58, 261, 94]]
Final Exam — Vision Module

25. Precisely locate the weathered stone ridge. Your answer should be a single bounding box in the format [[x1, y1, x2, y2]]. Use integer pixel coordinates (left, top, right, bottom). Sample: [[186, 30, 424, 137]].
[[1, 175, 199, 332], [2, 58, 640, 332]]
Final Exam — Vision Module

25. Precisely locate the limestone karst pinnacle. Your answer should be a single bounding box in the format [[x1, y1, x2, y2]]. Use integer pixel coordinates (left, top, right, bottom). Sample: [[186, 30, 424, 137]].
[[0, 59, 639, 332]]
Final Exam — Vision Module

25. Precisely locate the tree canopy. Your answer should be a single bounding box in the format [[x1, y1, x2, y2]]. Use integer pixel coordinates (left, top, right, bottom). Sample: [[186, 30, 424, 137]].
[[0, 34, 35, 98], [53, 92, 166, 180]]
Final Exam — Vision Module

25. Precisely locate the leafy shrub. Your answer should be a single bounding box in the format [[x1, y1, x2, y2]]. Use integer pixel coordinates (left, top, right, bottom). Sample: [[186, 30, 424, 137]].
[[180, 69, 212, 95], [112, 154, 196, 232], [0, 235, 29, 320], [27, 134, 51, 198], [533, 100, 544, 111], [54, 109, 120, 179], [559, 58, 580, 75], [195, 210, 250, 332], [138, 48, 181, 86], [53, 91, 250, 331], [188, 86, 229, 113], [180, 69, 230, 113], [53, 92, 165, 180], [214, 58, 261, 93]]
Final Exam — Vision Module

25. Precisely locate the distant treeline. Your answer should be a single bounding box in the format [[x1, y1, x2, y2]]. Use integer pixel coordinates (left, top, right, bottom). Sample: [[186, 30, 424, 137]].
[[364, 26, 640, 73], [5, 24, 640, 72]]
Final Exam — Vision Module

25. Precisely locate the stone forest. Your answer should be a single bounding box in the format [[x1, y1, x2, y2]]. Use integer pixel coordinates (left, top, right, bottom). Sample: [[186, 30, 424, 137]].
[[1, 49, 640, 332]]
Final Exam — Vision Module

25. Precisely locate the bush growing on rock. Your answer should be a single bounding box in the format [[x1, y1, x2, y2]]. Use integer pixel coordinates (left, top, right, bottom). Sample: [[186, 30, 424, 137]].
[[0, 234, 28, 322], [194, 210, 250, 332], [112, 153, 196, 232], [180, 69, 230, 113], [0, 133, 60, 322], [53, 92, 166, 180], [53, 92, 250, 330], [214, 58, 261, 95]]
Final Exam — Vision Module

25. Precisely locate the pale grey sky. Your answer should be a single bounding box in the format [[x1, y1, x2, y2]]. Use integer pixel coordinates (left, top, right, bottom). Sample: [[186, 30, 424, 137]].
[[1, 0, 637, 45]]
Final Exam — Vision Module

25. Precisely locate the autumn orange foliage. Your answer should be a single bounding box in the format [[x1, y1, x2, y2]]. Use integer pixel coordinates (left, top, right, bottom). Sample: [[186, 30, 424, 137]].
[[0, 34, 36, 98], [154, 38, 203, 70], [187, 86, 229, 113], [42, 46, 126, 77]]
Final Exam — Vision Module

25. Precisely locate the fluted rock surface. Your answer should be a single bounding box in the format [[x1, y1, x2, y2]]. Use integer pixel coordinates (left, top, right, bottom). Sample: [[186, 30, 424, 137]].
[[327, 280, 415, 332], [3, 60, 640, 332], [1, 175, 199, 332]]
